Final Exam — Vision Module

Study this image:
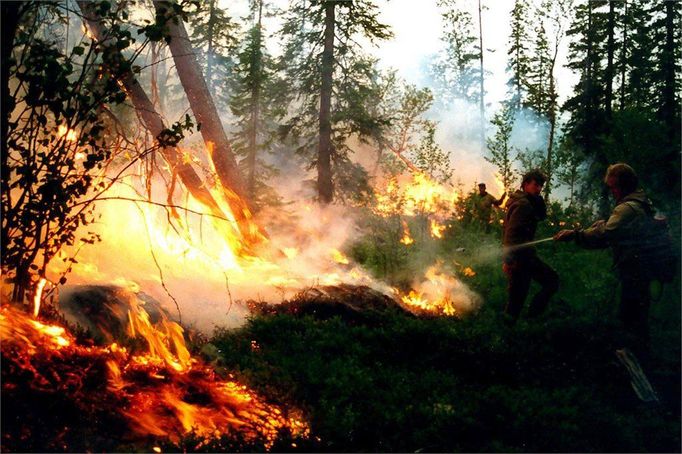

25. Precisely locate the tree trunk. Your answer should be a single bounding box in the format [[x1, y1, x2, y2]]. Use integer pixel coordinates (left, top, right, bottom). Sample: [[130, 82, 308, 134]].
[[78, 2, 256, 254], [620, 0, 627, 110], [545, 73, 556, 198], [477, 0, 485, 155], [605, 0, 616, 120], [246, 1, 263, 200], [661, 0, 678, 141], [1, 1, 22, 197], [318, 1, 335, 204], [205, 0, 216, 92], [153, 1, 266, 244]]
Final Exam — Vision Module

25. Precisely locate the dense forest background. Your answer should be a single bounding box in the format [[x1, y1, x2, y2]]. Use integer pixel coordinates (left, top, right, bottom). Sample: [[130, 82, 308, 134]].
[[1, 0, 680, 452]]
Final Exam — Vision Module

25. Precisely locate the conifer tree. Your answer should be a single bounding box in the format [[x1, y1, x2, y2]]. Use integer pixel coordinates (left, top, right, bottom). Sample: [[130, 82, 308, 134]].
[[506, 0, 532, 111], [187, 0, 239, 108], [277, 0, 392, 204], [431, 0, 481, 105], [229, 0, 281, 208]]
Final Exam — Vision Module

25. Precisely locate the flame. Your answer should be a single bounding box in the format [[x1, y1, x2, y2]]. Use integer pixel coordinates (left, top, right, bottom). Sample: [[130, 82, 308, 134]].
[[400, 220, 414, 245], [430, 219, 446, 239], [394, 264, 480, 317], [282, 247, 298, 259], [57, 124, 78, 142], [462, 267, 476, 277], [33, 277, 47, 317], [1, 304, 309, 448], [330, 248, 350, 265], [374, 173, 459, 218]]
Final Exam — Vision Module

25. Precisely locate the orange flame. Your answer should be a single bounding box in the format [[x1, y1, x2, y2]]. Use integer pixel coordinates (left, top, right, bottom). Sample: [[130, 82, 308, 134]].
[[57, 124, 78, 142], [430, 219, 446, 239], [33, 278, 47, 317], [375, 173, 458, 218], [394, 264, 481, 317], [400, 220, 414, 245], [1, 304, 309, 448], [330, 248, 350, 265], [462, 267, 476, 277]]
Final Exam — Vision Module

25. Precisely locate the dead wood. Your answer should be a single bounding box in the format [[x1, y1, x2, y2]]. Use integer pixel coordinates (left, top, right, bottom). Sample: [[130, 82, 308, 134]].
[[153, 1, 267, 246], [615, 348, 659, 404], [77, 1, 240, 247], [248, 284, 411, 323]]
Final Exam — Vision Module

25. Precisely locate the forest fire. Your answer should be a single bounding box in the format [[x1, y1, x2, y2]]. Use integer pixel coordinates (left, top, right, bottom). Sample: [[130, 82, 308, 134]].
[[394, 264, 481, 316], [0, 302, 309, 451], [374, 173, 459, 218]]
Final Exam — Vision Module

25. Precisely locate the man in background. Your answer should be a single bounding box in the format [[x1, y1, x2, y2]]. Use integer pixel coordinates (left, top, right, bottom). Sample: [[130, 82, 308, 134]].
[[503, 170, 559, 324], [474, 183, 505, 232]]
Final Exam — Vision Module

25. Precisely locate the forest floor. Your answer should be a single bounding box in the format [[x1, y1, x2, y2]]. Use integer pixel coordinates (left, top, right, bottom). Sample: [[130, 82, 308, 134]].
[[208, 222, 681, 452]]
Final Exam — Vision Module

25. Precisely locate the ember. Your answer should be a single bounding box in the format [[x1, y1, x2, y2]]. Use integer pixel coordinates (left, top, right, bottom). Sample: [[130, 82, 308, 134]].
[[0, 304, 309, 451]]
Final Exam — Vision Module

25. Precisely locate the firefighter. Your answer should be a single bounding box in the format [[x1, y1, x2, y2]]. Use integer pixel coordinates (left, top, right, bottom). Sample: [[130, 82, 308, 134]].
[[474, 183, 505, 232], [502, 170, 559, 324], [554, 163, 654, 344]]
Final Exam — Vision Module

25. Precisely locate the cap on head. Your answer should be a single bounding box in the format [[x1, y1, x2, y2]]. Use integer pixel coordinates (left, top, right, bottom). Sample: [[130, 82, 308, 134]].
[[604, 163, 638, 195], [521, 169, 547, 187]]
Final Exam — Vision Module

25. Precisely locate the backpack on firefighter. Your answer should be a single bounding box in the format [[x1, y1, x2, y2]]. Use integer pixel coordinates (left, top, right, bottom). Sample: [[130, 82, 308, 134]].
[[625, 200, 678, 284]]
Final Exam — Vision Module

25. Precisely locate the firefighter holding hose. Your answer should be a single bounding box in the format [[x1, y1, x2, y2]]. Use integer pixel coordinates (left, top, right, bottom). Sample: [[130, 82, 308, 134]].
[[554, 163, 657, 346], [502, 169, 559, 324]]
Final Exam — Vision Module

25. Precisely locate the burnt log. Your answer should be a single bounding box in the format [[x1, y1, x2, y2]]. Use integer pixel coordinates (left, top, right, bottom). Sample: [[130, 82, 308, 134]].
[[248, 284, 413, 323]]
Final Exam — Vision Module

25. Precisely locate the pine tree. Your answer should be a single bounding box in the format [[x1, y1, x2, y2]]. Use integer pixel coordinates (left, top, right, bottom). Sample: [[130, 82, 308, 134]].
[[527, 16, 551, 117], [651, 0, 681, 143], [563, 0, 610, 214], [277, 0, 392, 203], [229, 0, 281, 208], [431, 0, 481, 105], [626, 1, 655, 110], [187, 0, 239, 109], [506, 0, 532, 111]]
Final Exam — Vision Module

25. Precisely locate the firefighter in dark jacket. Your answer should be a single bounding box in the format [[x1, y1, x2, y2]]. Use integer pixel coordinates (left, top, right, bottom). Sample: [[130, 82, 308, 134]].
[[554, 163, 654, 343], [502, 169, 559, 323]]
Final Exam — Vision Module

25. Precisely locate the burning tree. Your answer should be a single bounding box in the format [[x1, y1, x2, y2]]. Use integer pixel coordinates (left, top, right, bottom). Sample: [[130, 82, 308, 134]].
[[1, 2, 156, 303]]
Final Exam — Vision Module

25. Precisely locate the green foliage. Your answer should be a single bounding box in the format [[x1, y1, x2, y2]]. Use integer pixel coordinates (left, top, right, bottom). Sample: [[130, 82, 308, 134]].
[[414, 122, 453, 183], [506, 0, 532, 111], [485, 104, 517, 192], [276, 0, 391, 202], [229, 5, 284, 210], [431, 0, 482, 105], [1, 2, 133, 300], [209, 208, 679, 451], [186, 0, 239, 105]]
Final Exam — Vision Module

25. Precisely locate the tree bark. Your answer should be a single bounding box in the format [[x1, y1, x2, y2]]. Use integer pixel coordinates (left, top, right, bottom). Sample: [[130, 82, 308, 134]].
[[477, 0, 485, 155], [318, 1, 335, 204], [1, 1, 22, 196], [246, 0, 264, 200], [205, 0, 216, 92], [78, 2, 256, 254], [661, 0, 678, 141], [605, 0, 616, 120], [153, 1, 266, 244], [619, 0, 627, 110]]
